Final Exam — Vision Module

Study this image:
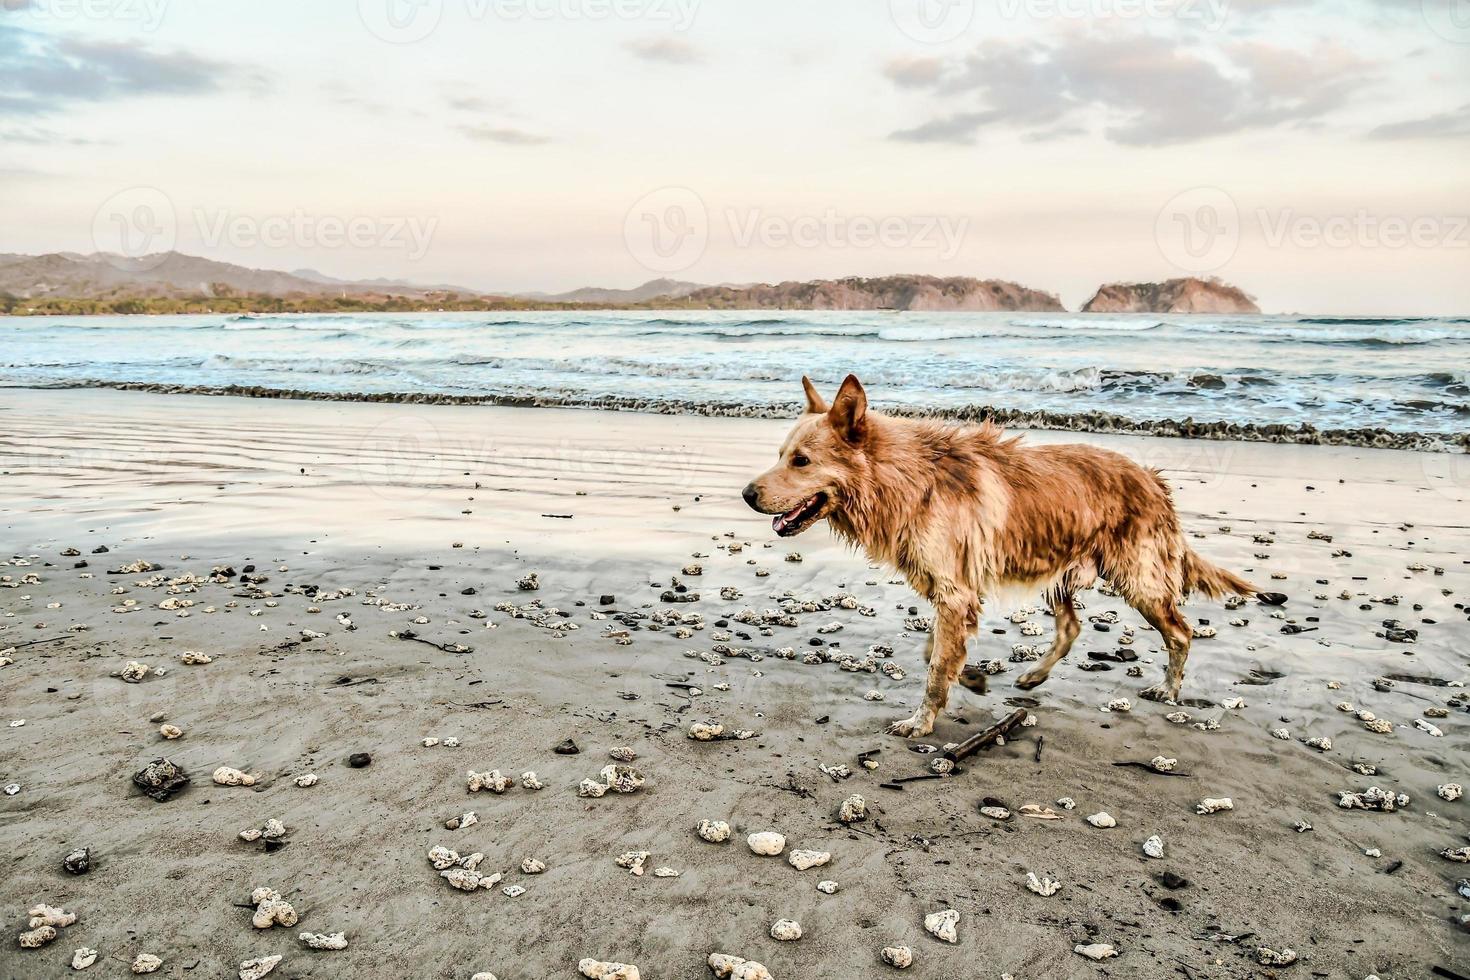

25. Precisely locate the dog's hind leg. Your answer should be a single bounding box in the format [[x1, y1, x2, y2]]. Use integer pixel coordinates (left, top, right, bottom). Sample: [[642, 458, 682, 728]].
[[1133, 596, 1192, 702], [887, 594, 979, 738], [1014, 588, 1080, 690]]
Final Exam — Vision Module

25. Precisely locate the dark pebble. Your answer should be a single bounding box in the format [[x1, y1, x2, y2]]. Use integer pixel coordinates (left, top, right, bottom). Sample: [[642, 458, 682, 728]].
[[63, 847, 90, 875], [554, 738, 580, 755], [348, 752, 372, 768]]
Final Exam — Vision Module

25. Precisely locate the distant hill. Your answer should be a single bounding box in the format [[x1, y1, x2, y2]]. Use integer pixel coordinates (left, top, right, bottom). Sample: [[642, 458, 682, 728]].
[[657, 275, 1065, 312], [0, 251, 468, 301], [1081, 278, 1259, 314], [0, 251, 1260, 316], [522, 278, 705, 304]]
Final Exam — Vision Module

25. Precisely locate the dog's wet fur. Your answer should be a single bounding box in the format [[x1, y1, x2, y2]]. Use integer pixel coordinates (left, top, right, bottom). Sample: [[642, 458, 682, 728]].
[[743, 375, 1256, 738]]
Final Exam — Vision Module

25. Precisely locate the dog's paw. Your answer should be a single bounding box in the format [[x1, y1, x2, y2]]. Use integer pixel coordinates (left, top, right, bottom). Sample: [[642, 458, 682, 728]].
[[885, 713, 934, 739], [1014, 669, 1049, 691], [1138, 685, 1180, 704]]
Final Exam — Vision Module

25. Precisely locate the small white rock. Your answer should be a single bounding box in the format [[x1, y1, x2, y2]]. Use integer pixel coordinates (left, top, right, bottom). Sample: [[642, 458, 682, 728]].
[[880, 945, 913, 969], [788, 849, 831, 871], [923, 908, 959, 943], [747, 832, 786, 856], [239, 954, 282, 980], [697, 819, 732, 843], [1074, 943, 1117, 961]]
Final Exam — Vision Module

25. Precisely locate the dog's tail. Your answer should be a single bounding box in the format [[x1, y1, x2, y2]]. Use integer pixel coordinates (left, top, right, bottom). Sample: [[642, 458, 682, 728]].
[[1182, 548, 1257, 600]]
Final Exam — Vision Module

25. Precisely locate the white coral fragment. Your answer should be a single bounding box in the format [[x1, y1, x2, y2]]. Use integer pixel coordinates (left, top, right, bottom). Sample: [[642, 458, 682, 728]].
[[924, 908, 959, 943], [1074, 943, 1117, 961], [299, 931, 348, 950], [1025, 871, 1060, 896], [788, 849, 831, 871], [467, 769, 513, 793], [880, 945, 913, 969], [579, 959, 641, 980], [213, 766, 256, 787], [28, 904, 76, 929], [239, 955, 282, 980], [250, 888, 298, 928], [697, 819, 731, 843]]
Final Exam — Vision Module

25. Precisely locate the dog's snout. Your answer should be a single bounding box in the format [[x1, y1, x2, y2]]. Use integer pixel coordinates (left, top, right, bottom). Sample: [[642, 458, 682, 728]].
[[741, 483, 760, 510]]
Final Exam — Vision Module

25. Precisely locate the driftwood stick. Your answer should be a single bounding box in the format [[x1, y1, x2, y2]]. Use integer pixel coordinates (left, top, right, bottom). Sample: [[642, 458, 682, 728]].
[[944, 708, 1029, 763]]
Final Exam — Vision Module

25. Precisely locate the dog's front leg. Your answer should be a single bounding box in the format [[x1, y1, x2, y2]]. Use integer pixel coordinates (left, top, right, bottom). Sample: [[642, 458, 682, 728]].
[[887, 595, 979, 738]]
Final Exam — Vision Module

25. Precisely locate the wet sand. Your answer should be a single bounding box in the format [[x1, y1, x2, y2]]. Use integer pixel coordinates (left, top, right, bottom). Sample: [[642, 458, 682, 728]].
[[1, 387, 1467, 979]]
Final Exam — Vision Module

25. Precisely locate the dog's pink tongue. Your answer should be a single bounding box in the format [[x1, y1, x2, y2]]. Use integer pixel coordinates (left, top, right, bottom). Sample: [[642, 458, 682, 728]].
[[773, 500, 806, 532]]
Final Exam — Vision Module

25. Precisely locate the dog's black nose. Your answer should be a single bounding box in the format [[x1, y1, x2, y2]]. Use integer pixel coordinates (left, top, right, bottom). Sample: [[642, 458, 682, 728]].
[[741, 483, 760, 510]]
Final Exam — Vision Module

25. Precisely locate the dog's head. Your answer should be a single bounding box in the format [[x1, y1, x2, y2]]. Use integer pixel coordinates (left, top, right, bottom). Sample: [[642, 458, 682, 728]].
[[742, 374, 869, 537]]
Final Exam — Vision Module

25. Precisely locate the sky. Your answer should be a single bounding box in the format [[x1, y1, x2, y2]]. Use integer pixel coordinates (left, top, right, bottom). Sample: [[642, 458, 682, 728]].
[[1, 0, 1467, 313]]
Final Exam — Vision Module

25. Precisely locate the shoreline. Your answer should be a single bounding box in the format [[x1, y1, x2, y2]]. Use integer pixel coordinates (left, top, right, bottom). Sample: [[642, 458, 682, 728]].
[[6, 379, 1465, 454]]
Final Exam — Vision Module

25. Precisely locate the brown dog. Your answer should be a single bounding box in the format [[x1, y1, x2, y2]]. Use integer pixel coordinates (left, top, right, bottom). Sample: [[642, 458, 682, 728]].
[[742, 375, 1255, 737]]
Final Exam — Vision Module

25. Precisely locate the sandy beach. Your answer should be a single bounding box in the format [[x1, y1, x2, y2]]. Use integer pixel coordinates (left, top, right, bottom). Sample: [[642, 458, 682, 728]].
[[2, 387, 1467, 980]]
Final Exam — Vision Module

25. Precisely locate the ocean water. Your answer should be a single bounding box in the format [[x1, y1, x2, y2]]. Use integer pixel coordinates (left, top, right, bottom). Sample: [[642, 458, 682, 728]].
[[2, 310, 1466, 442]]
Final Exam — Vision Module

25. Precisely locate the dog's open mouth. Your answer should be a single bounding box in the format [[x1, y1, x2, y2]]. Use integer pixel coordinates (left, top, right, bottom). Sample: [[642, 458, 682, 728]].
[[773, 492, 827, 537]]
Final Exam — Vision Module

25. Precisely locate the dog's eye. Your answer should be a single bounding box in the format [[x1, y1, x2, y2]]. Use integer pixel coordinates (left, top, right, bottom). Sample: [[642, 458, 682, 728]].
[[791, 453, 810, 468]]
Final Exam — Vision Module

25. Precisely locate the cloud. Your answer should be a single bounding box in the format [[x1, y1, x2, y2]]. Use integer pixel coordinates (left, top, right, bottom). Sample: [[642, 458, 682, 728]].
[[625, 36, 702, 65], [882, 55, 947, 89], [0, 22, 250, 117], [886, 35, 1376, 147], [458, 124, 551, 145], [449, 95, 501, 113], [1368, 102, 1470, 140], [0, 125, 101, 145]]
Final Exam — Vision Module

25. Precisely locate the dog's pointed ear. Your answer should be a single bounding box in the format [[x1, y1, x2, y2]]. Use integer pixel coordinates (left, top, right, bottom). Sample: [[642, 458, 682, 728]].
[[829, 374, 867, 442], [801, 375, 828, 414]]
